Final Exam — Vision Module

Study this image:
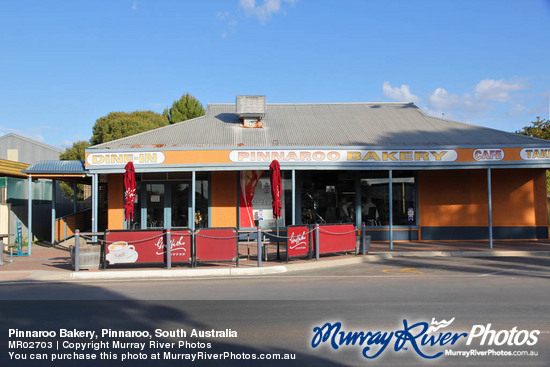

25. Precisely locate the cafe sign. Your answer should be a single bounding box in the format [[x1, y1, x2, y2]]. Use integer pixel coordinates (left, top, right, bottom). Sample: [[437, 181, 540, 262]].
[[473, 149, 504, 161]]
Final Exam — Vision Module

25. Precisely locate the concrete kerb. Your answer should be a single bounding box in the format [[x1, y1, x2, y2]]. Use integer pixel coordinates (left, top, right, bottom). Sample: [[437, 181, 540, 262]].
[[70, 265, 289, 281], [71, 255, 395, 281], [2, 250, 550, 283], [70, 250, 550, 280], [382, 250, 550, 258]]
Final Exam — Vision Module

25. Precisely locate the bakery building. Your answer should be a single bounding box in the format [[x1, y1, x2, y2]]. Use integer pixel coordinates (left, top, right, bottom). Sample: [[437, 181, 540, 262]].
[[26, 96, 550, 249]]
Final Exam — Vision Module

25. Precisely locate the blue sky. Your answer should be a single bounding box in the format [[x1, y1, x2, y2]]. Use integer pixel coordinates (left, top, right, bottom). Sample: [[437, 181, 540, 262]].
[[1, 0, 549, 149]]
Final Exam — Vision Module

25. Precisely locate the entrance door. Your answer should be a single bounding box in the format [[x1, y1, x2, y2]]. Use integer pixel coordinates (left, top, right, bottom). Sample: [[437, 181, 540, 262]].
[[171, 183, 190, 227], [140, 179, 205, 229], [146, 184, 165, 228]]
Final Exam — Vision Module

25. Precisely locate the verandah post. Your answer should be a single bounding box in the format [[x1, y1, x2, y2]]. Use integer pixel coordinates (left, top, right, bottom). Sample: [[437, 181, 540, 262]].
[[257, 227, 262, 267]]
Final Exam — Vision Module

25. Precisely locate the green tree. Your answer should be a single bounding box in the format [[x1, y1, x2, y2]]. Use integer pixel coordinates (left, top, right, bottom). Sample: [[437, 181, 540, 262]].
[[59, 140, 89, 160], [516, 117, 550, 140], [90, 111, 168, 145], [163, 93, 205, 124], [517, 117, 550, 192], [59, 140, 90, 199]]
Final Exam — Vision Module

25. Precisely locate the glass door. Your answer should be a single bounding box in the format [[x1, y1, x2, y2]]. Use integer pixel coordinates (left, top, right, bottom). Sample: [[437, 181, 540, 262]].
[[138, 177, 208, 229], [146, 183, 165, 228], [171, 183, 190, 227]]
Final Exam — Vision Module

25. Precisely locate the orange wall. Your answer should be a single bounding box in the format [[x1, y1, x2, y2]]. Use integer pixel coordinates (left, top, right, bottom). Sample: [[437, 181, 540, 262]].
[[418, 168, 548, 228], [492, 168, 547, 226], [533, 169, 548, 227], [419, 169, 489, 227], [107, 174, 124, 230], [210, 171, 238, 227]]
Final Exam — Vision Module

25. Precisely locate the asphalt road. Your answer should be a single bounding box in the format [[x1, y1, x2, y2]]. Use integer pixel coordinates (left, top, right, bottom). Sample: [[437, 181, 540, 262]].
[[1, 256, 549, 367]]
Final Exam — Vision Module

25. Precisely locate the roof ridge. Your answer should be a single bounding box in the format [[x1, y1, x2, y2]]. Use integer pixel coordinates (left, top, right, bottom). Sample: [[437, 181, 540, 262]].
[[207, 102, 415, 106]]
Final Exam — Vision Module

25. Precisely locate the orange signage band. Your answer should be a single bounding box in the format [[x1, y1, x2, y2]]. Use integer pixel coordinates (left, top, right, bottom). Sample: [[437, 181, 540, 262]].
[[84, 147, 549, 167]]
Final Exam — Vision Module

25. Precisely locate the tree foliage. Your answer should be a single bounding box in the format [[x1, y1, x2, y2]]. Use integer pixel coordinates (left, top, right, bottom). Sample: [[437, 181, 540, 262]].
[[90, 111, 168, 145], [163, 93, 205, 124], [59, 93, 205, 198], [516, 117, 550, 140], [59, 140, 90, 160]]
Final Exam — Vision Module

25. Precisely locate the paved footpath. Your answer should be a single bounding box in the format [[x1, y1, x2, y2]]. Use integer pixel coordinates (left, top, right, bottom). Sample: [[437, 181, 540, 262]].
[[1, 240, 550, 283]]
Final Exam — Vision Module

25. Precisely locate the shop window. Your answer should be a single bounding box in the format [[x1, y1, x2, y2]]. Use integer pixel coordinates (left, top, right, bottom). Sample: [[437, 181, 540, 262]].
[[300, 171, 355, 225], [239, 171, 286, 228], [360, 172, 388, 226], [128, 182, 141, 230], [195, 173, 209, 228], [360, 171, 416, 226], [392, 172, 416, 226], [283, 171, 292, 227]]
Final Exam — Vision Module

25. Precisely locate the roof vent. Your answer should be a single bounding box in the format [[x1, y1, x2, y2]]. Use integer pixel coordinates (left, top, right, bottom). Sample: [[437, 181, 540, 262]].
[[236, 95, 266, 128]]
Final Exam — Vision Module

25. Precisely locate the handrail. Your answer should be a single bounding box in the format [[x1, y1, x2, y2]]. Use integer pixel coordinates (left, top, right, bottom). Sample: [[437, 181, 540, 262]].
[[54, 209, 92, 244], [55, 208, 91, 221]]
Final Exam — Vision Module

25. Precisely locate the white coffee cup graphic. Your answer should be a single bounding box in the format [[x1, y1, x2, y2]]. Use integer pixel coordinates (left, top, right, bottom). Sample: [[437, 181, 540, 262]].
[[108, 241, 135, 258]]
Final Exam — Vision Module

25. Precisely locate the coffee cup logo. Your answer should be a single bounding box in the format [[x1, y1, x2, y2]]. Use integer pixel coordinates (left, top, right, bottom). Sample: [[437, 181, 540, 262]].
[[108, 241, 135, 258]]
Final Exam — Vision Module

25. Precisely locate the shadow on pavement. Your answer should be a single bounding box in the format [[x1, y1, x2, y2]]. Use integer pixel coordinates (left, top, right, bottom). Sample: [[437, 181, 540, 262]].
[[0, 282, 346, 367]]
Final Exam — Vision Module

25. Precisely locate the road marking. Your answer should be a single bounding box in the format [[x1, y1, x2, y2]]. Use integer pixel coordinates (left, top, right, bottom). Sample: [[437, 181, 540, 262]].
[[382, 267, 424, 275], [479, 268, 515, 277]]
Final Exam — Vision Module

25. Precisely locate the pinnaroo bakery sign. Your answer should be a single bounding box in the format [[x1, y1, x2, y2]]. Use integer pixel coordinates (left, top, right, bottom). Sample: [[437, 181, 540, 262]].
[[229, 149, 458, 163], [84, 147, 550, 167]]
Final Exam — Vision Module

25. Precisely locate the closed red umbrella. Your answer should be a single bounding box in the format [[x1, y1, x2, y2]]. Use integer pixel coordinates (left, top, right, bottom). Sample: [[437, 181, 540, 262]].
[[269, 160, 282, 219], [124, 161, 136, 222], [270, 160, 282, 259]]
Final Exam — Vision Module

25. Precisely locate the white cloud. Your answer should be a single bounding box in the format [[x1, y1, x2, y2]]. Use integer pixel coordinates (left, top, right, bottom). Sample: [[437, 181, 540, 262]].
[[427, 88, 461, 111], [425, 87, 488, 119], [384, 77, 546, 131], [239, 0, 256, 9], [474, 78, 527, 102], [239, 0, 297, 24], [132, 1, 138, 10], [382, 82, 421, 104], [217, 11, 238, 37], [383, 78, 532, 121]]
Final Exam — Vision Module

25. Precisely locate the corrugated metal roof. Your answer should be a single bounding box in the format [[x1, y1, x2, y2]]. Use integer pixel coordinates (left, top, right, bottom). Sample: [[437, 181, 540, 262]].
[[91, 102, 548, 149], [0, 133, 63, 153], [23, 160, 86, 174], [0, 158, 29, 178]]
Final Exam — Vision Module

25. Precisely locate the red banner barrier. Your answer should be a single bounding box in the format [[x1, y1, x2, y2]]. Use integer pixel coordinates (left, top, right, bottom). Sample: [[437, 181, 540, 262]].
[[287, 225, 310, 258], [317, 224, 357, 255], [105, 230, 191, 265], [195, 228, 238, 264], [169, 230, 193, 263]]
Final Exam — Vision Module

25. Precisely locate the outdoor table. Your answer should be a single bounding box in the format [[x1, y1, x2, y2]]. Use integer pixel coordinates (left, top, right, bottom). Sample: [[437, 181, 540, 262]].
[[238, 229, 274, 261]]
